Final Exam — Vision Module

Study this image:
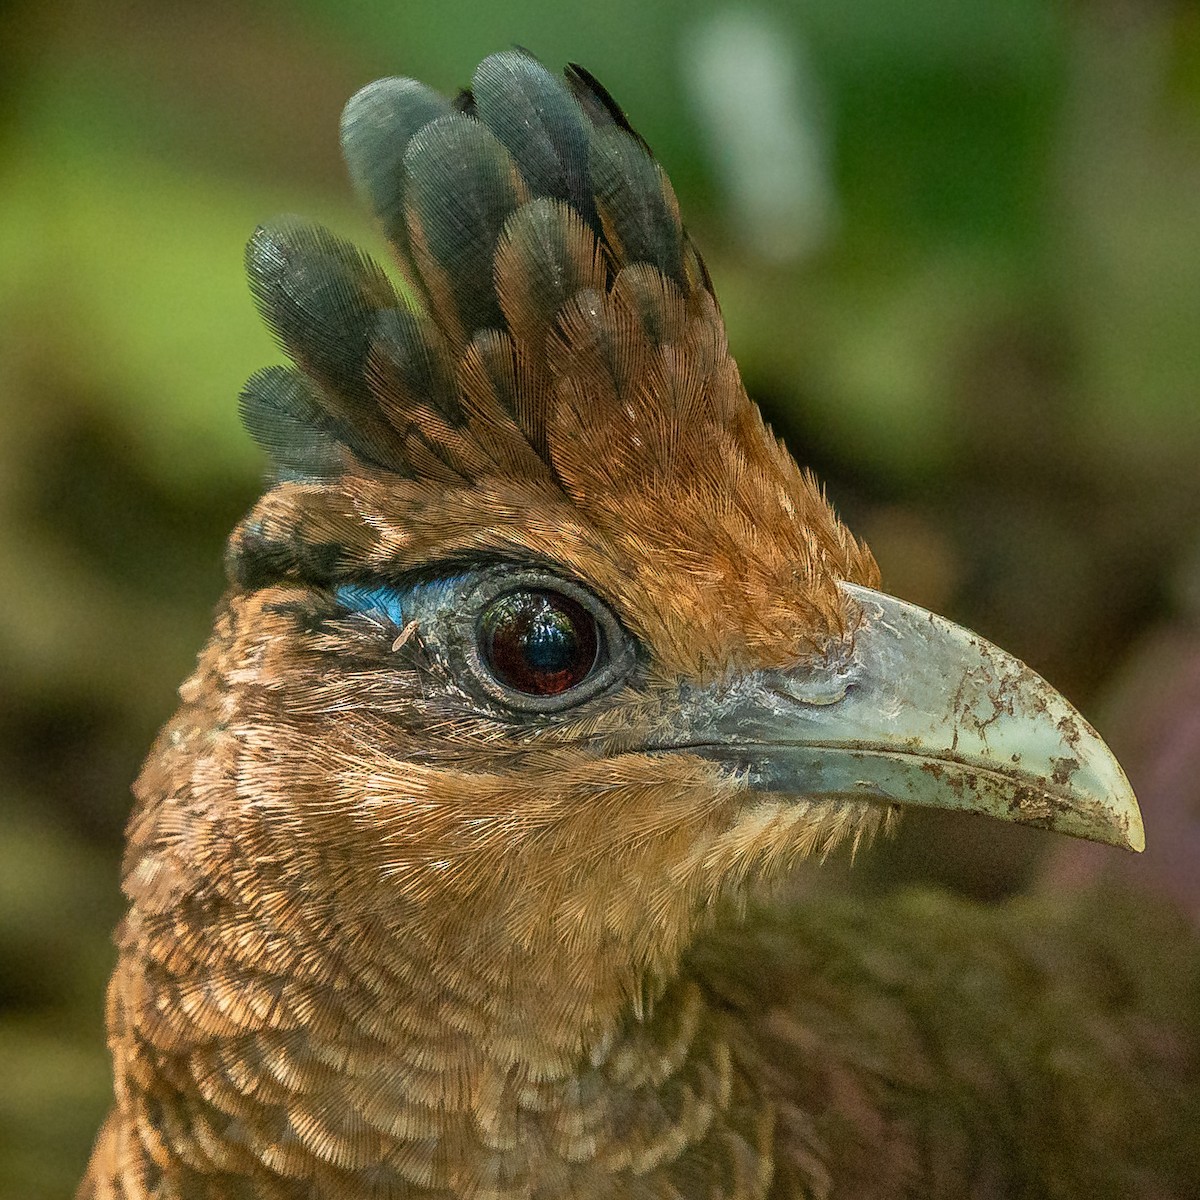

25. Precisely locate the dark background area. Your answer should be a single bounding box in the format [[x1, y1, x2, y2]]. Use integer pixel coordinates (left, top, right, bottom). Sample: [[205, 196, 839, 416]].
[[1, 0, 1199, 1193]]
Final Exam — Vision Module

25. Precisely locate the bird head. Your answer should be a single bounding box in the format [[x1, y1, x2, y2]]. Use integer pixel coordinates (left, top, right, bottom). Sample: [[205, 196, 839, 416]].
[[149, 52, 1142, 1062]]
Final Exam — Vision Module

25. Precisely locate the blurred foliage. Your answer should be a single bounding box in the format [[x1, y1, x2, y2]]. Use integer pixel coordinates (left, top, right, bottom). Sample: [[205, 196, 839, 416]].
[[1, 0, 1199, 1193]]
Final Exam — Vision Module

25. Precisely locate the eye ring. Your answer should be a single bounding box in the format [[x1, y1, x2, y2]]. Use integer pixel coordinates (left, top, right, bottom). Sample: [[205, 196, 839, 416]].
[[463, 571, 632, 713]]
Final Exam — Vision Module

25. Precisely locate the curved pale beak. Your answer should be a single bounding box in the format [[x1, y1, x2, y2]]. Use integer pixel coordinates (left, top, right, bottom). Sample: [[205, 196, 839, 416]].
[[670, 583, 1143, 852]]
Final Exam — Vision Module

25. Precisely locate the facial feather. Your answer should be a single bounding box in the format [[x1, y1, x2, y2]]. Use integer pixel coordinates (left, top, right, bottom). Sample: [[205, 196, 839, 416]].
[[127, 578, 890, 1088]]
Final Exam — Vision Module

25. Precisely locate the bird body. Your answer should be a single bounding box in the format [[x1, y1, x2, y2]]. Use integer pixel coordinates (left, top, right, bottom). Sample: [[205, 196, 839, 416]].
[[80, 52, 1199, 1199]]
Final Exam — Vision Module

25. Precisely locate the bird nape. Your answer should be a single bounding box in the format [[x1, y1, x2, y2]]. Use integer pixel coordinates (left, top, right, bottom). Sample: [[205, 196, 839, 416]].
[[80, 50, 1199, 1200]]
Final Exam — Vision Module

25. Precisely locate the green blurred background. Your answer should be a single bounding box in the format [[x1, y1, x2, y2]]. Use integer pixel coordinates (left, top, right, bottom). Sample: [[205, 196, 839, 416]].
[[2, 0, 1199, 1193]]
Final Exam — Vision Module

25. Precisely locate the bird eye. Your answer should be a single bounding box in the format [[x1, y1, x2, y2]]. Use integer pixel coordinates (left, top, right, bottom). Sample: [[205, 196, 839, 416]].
[[478, 589, 599, 697]]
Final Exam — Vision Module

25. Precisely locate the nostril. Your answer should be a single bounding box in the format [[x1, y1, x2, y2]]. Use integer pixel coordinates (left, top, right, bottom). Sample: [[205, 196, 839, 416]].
[[767, 673, 851, 707]]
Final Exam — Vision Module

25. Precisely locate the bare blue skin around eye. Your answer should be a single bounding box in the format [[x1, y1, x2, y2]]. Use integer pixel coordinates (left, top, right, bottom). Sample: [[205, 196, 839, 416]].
[[335, 583, 410, 627], [334, 577, 469, 629]]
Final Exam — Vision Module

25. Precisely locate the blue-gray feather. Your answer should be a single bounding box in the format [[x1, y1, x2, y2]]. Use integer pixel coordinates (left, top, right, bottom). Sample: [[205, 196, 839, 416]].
[[472, 50, 598, 233], [401, 112, 525, 339], [238, 366, 345, 480], [340, 77, 454, 261]]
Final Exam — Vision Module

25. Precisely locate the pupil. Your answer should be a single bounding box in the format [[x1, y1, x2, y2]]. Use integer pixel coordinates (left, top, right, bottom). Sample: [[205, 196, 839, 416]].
[[480, 589, 599, 696]]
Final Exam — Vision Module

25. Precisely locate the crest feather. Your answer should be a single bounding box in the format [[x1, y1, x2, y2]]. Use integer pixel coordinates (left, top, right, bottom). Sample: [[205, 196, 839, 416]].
[[238, 51, 717, 487]]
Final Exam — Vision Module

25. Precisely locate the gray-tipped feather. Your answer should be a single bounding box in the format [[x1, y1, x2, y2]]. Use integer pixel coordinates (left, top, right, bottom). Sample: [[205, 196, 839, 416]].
[[340, 77, 454, 260], [371, 307, 463, 427], [589, 127, 684, 289], [245, 220, 408, 469], [238, 366, 346, 480], [472, 50, 598, 232], [245, 219, 393, 406], [402, 112, 526, 340]]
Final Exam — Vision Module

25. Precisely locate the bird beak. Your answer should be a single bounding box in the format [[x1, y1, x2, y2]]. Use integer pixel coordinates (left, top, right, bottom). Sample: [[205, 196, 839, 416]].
[[670, 583, 1144, 852]]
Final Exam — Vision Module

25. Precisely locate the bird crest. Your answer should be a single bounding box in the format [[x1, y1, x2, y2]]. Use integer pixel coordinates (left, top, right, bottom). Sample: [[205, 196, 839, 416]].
[[239, 53, 713, 483]]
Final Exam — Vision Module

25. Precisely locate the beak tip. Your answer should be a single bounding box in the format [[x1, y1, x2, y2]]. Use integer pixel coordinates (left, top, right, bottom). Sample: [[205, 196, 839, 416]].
[[1056, 764, 1144, 853], [1125, 808, 1146, 854], [1101, 764, 1144, 853], [1091, 777, 1144, 852]]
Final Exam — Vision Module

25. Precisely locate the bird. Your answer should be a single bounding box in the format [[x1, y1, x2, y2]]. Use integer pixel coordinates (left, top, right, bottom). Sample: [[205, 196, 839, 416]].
[[79, 50, 1200, 1200]]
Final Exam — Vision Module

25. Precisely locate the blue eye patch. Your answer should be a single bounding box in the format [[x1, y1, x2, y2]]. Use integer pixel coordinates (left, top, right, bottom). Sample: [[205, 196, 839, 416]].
[[334, 583, 409, 628], [334, 576, 470, 630]]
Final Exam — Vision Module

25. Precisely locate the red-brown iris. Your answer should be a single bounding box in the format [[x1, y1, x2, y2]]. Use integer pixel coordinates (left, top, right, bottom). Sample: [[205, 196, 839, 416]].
[[478, 589, 599, 696]]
